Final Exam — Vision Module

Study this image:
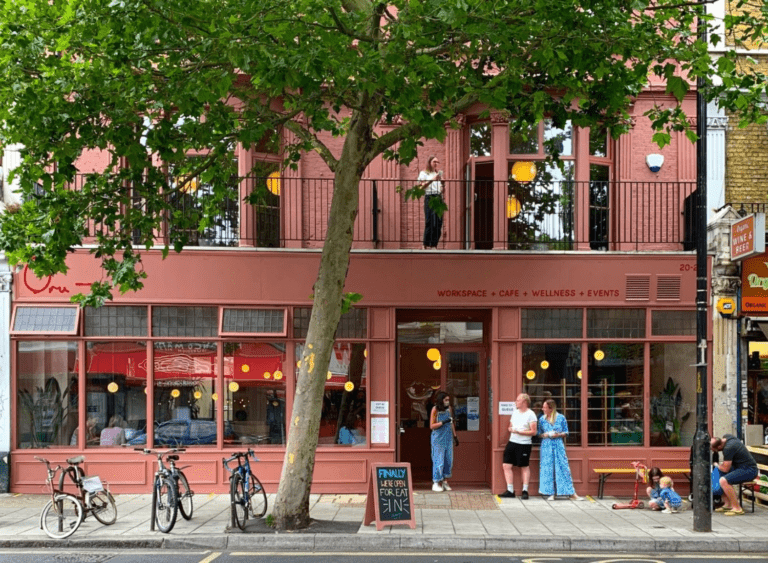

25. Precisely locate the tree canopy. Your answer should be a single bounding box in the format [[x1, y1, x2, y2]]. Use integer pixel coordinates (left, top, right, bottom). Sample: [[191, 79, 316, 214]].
[[0, 0, 762, 529]]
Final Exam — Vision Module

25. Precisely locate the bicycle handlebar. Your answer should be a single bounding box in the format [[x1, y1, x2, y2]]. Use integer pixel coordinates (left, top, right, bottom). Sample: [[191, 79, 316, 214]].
[[222, 449, 257, 471]]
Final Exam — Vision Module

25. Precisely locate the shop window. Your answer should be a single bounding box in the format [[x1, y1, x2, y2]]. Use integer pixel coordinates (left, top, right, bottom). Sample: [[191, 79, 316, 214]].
[[85, 341, 147, 448], [221, 308, 286, 336], [11, 306, 79, 335], [587, 309, 645, 339], [650, 343, 695, 447], [470, 122, 491, 157], [152, 306, 218, 338], [396, 321, 483, 344], [586, 343, 644, 446], [295, 342, 367, 446], [151, 341, 219, 447], [85, 306, 148, 337], [747, 344, 768, 428], [522, 343, 582, 446], [293, 307, 367, 339], [651, 310, 696, 336], [224, 342, 286, 446], [16, 341, 78, 449], [521, 309, 582, 339], [446, 351, 481, 432]]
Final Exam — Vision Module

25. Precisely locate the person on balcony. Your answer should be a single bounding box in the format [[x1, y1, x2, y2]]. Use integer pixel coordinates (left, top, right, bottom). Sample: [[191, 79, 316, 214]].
[[417, 156, 444, 249]]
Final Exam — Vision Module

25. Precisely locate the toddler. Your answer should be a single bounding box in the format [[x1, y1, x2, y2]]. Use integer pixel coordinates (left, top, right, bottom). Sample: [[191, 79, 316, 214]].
[[658, 476, 683, 513]]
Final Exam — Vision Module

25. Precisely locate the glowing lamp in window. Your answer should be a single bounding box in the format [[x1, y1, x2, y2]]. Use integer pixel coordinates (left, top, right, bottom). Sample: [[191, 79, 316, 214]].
[[427, 348, 441, 361], [171, 389, 181, 398], [107, 382, 119, 393], [263, 371, 272, 379], [433, 358, 442, 370], [267, 171, 281, 196], [540, 361, 549, 370], [510, 161, 537, 183], [344, 381, 355, 392], [212, 393, 219, 401], [327, 371, 333, 380], [229, 381, 240, 393], [241, 364, 250, 373], [526, 370, 536, 380], [577, 370, 582, 379], [364, 348, 367, 358], [274, 370, 283, 380], [594, 350, 605, 361], [193, 390, 202, 400], [506, 195, 522, 219]]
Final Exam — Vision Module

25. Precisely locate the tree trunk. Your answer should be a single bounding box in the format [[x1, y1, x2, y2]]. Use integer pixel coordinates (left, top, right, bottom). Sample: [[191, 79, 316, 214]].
[[271, 110, 372, 530]]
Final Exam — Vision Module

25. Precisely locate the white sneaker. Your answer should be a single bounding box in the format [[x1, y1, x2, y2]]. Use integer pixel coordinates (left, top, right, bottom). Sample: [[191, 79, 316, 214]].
[[570, 495, 584, 501], [442, 482, 452, 491], [662, 507, 673, 513], [546, 495, 555, 501], [432, 482, 443, 492]]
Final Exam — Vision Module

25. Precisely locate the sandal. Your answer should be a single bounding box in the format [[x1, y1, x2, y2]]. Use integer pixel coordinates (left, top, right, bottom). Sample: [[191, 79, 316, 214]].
[[715, 506, 732, 512], [724, 508, 745, 516]]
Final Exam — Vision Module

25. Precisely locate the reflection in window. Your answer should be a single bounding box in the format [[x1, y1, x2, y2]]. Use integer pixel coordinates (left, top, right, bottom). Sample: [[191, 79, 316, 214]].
[[17, 341, 77, 449], [587, 343, 644, 446], [470, 122, 491, 157], [590, 126, 608, 157], [509, 122, 539, 154], [396, 321, 483, 344], [296, 342, 367, 446], [522, 343, 581, 445], [151, 342, 220, 447], [247, 161, 281, 248], [85, 341, 147, 448], [446, 351, 480, 432], [508, 161, 574, 250], [650, 343, 694, 447], [589, 164, 609, 250], [225, 342, 286, 446], [544, 120, 573, 156]]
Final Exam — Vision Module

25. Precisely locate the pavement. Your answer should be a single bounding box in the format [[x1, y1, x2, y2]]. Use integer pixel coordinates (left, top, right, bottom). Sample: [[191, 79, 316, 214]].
[[0, 489, 765, 553]]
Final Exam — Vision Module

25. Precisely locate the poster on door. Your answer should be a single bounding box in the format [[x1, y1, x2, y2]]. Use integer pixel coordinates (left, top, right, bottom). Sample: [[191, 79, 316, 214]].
[[467, 397, 480, 431]]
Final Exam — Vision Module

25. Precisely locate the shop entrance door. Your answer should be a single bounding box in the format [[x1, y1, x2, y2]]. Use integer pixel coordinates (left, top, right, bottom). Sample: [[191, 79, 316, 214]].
[[398, 345, 487, 485]]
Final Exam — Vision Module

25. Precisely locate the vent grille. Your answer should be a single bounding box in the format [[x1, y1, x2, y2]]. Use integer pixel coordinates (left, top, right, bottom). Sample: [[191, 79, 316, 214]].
[[657, 276, 682, 301], [626, 276, 651, 300]]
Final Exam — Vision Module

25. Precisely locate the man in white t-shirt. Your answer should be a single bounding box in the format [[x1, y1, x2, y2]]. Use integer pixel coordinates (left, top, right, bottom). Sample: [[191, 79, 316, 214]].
[[499, 393, 538, 499]]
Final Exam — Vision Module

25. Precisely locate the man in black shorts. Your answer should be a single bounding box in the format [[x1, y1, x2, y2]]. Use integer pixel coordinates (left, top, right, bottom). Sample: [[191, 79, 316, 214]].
[[499, 393, 538, 499], [710, 434, 758, 515]]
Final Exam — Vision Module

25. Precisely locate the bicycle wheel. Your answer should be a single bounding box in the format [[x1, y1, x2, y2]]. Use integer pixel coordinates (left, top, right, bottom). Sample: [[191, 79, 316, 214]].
[[177, 471, 194, 520], [230, 473, 247, 530], [41, 494, 84, 539], [89, 490, 117, 525], [247, 471, 268, 518], [153, 476, 178, 533]]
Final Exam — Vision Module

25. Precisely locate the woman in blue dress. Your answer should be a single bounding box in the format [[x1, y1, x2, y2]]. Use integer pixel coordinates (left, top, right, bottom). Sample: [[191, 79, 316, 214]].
[[538, 399, 583, 500], [430, 391, 457, 492]]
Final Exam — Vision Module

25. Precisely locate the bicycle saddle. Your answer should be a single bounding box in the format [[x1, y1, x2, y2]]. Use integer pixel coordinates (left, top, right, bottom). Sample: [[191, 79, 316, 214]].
[[167, 455, 179, 461], [66, 456, 85, 465]]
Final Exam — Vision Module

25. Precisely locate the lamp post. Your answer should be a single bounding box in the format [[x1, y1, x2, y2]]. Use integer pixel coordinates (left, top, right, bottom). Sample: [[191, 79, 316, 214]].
[[693, 0, 712, 533]]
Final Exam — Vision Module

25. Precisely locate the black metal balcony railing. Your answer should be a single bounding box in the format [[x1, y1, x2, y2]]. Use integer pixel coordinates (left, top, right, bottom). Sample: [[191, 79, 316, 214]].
[[68, 175, 697, 251]]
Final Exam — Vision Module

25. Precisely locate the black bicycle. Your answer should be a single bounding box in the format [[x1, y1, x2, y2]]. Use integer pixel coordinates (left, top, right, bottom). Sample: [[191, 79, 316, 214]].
[[223, 449, 267, 530], [137, 448, 194, 533]]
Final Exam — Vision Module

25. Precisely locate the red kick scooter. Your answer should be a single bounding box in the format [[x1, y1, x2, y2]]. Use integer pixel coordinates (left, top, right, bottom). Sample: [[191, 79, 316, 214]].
[[612, 461, 647, 509]]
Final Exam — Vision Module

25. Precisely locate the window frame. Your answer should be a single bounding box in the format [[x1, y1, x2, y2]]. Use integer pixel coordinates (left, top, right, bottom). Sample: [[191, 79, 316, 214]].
[[219, 307, 288, 337], [10, 304, 81, 336]]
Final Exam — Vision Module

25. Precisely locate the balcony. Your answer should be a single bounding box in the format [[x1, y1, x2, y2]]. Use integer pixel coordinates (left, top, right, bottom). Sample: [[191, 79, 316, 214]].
[[73, 175, 698, 252]]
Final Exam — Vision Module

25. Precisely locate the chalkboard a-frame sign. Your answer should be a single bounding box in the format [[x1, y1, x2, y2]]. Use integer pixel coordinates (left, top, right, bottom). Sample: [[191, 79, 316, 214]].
[[364, 462, 416, 531]]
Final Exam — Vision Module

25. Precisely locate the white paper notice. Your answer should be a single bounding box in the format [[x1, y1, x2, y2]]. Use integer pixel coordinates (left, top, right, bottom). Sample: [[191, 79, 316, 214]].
[[370, 401, 389, 415], [371, 417, 389, 444], [466, 397, 480, 431], [499, 402, 516, 416]]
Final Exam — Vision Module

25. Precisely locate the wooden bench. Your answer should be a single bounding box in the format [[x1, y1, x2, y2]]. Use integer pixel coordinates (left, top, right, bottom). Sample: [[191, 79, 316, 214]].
[[738, 462, 768, 513], [594, 467, 691, 499]]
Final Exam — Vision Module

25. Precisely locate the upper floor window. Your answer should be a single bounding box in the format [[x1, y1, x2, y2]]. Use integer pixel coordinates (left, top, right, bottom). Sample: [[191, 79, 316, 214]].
[[470, 122, 491, 157]]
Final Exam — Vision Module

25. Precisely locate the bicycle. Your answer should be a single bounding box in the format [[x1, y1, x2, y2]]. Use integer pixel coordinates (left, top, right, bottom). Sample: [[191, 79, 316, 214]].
[[35, 456, 117, 538], [222, 449, 267, 530], [136, 448, 194, 533]]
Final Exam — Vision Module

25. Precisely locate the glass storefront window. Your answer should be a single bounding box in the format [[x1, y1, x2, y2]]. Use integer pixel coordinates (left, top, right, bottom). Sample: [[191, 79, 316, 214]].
[[587, 343, 644, 446], [86, 341, 147, 447], [396, 321, 483, 344], [224, 342, 286, 446], [650, 343, 695, 447], [470, 122, 491, 157], [295, 342, 367, 446], [151, 342, 219, 447], [17, 341, 78, 449], [522, 343, 581, 445]]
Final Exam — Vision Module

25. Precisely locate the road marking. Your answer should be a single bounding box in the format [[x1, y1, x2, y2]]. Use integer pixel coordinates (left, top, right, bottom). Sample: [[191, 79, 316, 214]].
[[198, 552, 222, 563]]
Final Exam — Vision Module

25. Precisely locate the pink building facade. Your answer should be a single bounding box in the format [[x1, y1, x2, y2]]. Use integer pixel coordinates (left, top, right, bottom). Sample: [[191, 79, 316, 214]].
[[8, 90, 707, 496]]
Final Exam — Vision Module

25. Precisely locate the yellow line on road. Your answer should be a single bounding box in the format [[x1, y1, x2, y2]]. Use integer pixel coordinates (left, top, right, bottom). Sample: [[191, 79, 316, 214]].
[[198, 552, 222, 563]]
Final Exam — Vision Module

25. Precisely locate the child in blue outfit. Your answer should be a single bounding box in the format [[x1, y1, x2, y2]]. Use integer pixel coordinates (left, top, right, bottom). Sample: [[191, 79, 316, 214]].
[[658, 476, 683, 513]]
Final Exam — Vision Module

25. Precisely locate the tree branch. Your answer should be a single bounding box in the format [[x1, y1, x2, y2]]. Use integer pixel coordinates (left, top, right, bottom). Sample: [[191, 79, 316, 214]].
[[282, 120, 339, 172]]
